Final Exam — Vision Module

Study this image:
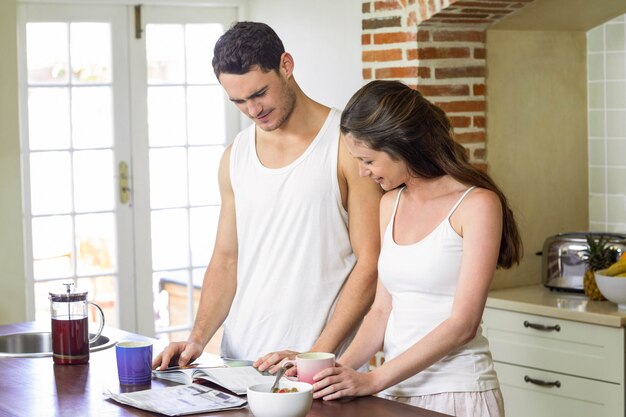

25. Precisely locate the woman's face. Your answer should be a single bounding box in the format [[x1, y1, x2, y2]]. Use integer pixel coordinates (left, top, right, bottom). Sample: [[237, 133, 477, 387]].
[[344, 133, 408, 191]]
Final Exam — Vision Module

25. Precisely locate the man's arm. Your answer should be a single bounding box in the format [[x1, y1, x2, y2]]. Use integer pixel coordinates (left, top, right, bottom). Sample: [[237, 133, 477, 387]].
[[152, 145, 239, 370], [309, 134, 382, 353]]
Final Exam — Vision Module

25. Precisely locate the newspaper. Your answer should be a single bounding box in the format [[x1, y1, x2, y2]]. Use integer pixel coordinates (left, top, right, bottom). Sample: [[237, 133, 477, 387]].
[[105, 383, 247, 416], [153, 365, 276, 395]]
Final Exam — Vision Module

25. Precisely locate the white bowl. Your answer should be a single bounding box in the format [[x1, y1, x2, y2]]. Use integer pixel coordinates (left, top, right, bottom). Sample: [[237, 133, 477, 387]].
[[247, 381, 313, 417], [595, 269, 626, 310]]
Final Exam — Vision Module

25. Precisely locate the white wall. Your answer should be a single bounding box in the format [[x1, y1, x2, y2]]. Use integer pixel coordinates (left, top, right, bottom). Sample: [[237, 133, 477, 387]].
[[487, 29, 589, 289], [247, 0, 363, 110], [0, 0, 27, 325]]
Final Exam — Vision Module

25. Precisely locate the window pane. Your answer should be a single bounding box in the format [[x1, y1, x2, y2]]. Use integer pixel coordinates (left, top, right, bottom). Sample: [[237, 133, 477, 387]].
[[30, 151, 73, 215], [72, 86, 113, 148], [73, 150, 114, 212], [75, 213, 116, 276], [77, 276, 118, 328], [154, 270, 191, 331], [28, 88, 71, 150], [32, 216, 73, 279], [148, 86, 186, 147], [185, 24, 222, 84], [151, 209, 190, 270], [150, 147, 188, 208], [187, 86, 227, 145], [146, 24, 185, 84], [70, 23, 112, 83], [188, 145, 223, 206], [35, 280, 70, 322], [190, 206, 220, 267], [26, 22, 68, 84]]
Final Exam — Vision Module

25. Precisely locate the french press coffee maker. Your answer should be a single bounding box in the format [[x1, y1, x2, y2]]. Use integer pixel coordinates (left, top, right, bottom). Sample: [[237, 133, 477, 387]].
[[49, 283, 105, 365]]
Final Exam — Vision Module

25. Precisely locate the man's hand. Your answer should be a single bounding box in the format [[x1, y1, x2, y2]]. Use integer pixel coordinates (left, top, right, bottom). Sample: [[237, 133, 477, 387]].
[[152, 341, 204, 370], [253, 350, 299, 374]]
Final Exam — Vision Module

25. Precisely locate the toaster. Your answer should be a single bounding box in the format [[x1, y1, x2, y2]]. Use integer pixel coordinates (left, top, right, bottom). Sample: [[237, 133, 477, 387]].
[[541, 232, 626, 292]]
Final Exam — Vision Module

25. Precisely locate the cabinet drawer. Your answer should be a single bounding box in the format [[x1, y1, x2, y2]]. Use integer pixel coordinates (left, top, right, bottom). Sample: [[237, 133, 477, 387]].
[[495, 362, 623, 417], [482, 308, 624, 383]]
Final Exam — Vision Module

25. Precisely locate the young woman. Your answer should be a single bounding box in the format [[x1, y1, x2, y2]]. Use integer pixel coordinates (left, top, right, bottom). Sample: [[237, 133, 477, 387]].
[[311, 80, 522, 417]]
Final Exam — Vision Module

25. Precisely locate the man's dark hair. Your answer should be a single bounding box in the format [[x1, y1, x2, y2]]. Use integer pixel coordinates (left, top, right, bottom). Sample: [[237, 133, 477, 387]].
[[212, 21, 285, 78]]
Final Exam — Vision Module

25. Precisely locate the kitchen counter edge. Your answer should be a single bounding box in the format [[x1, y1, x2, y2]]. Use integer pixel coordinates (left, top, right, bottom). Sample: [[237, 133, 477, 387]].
[[486, 284, 626, 327]]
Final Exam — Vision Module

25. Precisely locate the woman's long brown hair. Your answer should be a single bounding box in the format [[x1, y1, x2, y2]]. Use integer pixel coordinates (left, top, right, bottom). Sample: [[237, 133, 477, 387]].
[[341, 80, 522, 268]]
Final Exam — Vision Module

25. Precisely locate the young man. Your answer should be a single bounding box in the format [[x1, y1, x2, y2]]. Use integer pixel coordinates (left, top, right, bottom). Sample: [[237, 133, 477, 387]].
[[153, 21, 381, 373]]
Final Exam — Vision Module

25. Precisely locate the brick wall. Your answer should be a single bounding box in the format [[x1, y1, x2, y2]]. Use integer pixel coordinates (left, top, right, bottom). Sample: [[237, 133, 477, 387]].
[[361, 0, 535, 168]]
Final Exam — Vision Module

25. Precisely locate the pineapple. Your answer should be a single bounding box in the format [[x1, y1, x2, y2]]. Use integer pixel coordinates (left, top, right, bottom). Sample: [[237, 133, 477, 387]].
[[582, 234, 619, 301]]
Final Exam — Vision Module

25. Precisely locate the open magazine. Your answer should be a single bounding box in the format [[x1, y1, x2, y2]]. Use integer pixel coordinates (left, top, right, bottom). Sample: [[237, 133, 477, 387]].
[[152, 365, 276, 395], [105, 384, 247, 416]]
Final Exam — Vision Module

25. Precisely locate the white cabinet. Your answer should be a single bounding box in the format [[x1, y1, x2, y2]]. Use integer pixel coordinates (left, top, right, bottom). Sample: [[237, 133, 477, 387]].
[[482, 308, 625, 417]]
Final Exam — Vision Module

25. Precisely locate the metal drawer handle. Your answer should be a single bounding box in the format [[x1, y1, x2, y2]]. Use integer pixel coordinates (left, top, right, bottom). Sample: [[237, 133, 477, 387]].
[[523, 320, 560, 332], [524, 375, 561, 388]]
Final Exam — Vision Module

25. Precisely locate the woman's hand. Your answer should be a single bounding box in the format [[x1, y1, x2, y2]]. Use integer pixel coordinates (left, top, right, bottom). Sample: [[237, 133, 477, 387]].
[[312, 363, 377, 400]]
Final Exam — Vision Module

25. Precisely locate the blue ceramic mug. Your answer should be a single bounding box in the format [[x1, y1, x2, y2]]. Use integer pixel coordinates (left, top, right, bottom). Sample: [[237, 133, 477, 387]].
[[115, 341, 153, 385]]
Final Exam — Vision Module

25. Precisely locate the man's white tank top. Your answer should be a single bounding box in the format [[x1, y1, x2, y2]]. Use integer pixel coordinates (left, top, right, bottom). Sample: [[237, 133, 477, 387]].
[[380, 186, 500, 396], [221, 108, 356, 361]]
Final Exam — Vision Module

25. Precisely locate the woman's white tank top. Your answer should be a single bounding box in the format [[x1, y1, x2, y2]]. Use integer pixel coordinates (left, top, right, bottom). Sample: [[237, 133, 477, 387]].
[[379, 186, 499, 396], [221, 108, 356, 361]]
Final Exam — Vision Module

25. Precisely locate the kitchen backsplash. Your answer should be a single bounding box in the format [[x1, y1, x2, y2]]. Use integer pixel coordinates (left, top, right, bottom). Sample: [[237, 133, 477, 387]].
[[588, 13, 626, 233]]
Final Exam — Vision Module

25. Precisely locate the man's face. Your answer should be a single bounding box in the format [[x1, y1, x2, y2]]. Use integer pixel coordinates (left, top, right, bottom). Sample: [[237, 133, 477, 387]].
[[219, 67, 296, 132]]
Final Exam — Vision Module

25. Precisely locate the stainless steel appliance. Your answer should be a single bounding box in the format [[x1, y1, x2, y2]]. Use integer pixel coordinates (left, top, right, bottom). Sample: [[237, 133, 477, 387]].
[[541, 232, 626, 292]]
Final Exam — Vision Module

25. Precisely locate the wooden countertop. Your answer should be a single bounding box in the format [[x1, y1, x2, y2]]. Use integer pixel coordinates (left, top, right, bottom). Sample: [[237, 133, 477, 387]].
[[486, 284, 626, 327], [0, 322, 448, 417]]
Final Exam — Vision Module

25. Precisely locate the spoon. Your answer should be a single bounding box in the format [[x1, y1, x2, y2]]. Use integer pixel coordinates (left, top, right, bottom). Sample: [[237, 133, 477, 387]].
[[270, 362, 293, 392]]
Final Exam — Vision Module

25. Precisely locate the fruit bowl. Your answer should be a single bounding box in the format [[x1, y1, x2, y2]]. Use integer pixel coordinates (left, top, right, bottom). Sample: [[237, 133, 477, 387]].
[[595, 269, 626, 310], [247, 381, 313, 417]]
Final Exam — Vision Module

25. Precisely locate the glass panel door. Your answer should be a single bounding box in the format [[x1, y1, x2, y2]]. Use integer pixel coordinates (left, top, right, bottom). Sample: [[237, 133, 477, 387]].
[[19, 4, 238, 342], [19, 4, 132, 329], [131, 6, 237, 347]]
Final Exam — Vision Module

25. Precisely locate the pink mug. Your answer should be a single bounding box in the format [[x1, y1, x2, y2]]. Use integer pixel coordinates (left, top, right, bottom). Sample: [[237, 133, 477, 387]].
[[284, 352, 335, 384]]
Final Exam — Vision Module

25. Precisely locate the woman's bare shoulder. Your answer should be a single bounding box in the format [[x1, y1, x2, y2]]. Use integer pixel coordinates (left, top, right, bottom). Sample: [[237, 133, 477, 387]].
[[380, 187, 402, 220], [465, 187, 500, 207], [457, 187, 502, 222]]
